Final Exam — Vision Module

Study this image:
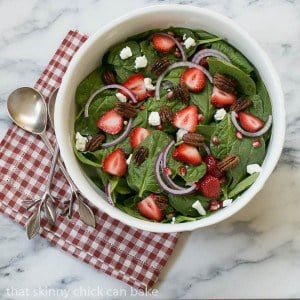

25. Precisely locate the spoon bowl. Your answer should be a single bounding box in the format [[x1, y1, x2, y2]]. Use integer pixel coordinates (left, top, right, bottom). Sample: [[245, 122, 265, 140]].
[[7, 87, 47, 135]]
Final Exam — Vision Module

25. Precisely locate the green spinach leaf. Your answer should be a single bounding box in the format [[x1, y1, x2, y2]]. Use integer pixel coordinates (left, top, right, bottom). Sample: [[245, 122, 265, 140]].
[[179, 163, 207, 183], [196, 124, 216, 141], [228, 172, 259, 198]]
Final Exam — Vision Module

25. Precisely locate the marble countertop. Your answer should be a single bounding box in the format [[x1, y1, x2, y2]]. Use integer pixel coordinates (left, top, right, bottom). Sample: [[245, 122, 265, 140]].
[[0, 0, 299, 299]]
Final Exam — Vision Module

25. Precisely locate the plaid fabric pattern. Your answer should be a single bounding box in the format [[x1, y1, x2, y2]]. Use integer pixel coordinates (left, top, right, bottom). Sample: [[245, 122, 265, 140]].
[[0, 30, 179, 290]]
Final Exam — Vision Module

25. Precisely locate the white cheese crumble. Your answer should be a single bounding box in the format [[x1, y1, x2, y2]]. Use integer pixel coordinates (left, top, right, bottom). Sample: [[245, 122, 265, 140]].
[[119, 46, 132, 60], [214, 108, 227, 121], [184, 37, 196, 49], [126, 154, 132, 165], [246, 164, 262, 174], [116, 92, 127, 103], [176, 128, 188, 142], [192, 200, 206, 216], [222, 199, 233, 207], [124, 120, 128, 125], [144, 77, 155, 90], [171, 217, 176, 224], [148, 111, 161, 126], [135, 55, 148, 69], [183, 33, 187, 40], [75, 132, 88, 152]]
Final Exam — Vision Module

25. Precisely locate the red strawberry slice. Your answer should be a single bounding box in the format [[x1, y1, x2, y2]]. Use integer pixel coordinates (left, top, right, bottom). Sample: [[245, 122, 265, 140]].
[[137, 194, 163, 221], [238, 112, 264, 133], [204, 155, 223, 178], [97, 109, 123, 134], [121, 73, 147, 102], [197, 174, 221, 198], [173, 143, 202, 166], [181, 67, 206, 93], [152, 33, 175, 53], [129, 127, 151, 148], [102, 148, 127, 176], [211, 86, 237, 108], [172, 105, 198, 132]]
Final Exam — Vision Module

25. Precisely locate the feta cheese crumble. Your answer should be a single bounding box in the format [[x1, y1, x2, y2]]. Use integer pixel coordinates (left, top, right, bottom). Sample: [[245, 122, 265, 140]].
[[214, 108, 227, 121], [144, 77, 155, 90], [192, 200, 206, 216], [176, 128, 188, 142], [116, 92, 127, 103], [171, 217, 176, 224], [75, 132, 88, 152], [135, 55, 148, 69], [126, 154, 132, 165], [183, 33, 187, 40], [246, 164, 262, 174], [222, 199, 233, 207], [184, 37, 196, 49], [148, 111, 161, 126], [119, 46, 132, 60]]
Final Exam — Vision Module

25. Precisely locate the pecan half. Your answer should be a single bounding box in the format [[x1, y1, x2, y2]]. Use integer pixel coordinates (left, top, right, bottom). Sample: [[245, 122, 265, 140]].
[[132, 146, 149, 166], [159, 105, 173, 123], [182, 133, 205, 146], [218, 154, 240, 172], [230, 97, 252, 112], [213, 73, 237, 94], [154, 194, 169, 212], [114, 101, 137, 118], [86, 133, 106, 151], [173, 82, 190, 104], [149, 57, 170, 76], [102, 70, 117, 85]]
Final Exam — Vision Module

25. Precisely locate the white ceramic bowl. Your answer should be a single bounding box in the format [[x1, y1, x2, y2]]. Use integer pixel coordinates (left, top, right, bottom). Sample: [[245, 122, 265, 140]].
[[55, 4, 285, 232]]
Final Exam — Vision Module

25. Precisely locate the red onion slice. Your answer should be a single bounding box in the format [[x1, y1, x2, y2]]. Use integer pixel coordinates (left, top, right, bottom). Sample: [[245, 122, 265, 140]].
[[155, 32, 187, 61], [230, 111, 273, 137], [202, 143, 211, 155], [155, 61, 212, 100], [160, 140, 185, 190], [84, 84, 137, 118], [105, 181, 115, 206], [192, 49, 230, 64], [101, 118, 133, 148], [155, 153, 197, 195]]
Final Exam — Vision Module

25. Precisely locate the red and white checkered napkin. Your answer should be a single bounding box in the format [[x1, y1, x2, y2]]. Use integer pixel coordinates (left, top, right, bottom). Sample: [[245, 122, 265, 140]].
[[0, 30, 180, 290]]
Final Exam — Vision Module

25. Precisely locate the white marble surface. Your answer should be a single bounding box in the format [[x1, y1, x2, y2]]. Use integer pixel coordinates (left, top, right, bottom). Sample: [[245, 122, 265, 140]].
[[0, 0, 299, 299]]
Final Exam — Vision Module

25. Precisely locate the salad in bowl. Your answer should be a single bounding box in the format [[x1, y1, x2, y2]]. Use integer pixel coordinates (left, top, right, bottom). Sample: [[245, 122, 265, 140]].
[[73, 26, 272, 224]]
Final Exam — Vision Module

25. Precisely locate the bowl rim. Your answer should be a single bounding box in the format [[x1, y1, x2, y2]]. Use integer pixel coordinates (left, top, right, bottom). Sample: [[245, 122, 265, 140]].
[[55, 4, 285, 232]]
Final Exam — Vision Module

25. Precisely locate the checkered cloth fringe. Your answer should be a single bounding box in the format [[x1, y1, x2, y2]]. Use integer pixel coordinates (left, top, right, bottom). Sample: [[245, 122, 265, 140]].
[[0, 30, 179, 290]]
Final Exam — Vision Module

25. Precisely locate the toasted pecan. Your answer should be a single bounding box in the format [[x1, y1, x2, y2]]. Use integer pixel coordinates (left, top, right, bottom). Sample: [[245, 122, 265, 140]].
[[230, 97, 253, 112], [132, 146, 149, 166], [173, 82, 190, 104], [149, 57, 170, 76], [159, 105, 173, 123], [102, 70, 117, 85], [182, 133, 205, 147], [114, 101, 137, 118], [218, 154, 240, 172], [213, 73, 237, 94], [86, 133, 106, 151], [154, 194, 169, 211]]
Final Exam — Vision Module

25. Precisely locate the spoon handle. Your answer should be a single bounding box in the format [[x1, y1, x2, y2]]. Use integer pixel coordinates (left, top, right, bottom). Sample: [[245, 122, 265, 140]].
[[44, 143, 60, 194], [40, 133, 78, 193]]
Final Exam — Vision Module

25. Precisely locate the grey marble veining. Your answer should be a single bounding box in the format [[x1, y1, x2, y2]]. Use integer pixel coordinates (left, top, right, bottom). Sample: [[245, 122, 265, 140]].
[[0, 0, 300, 299]]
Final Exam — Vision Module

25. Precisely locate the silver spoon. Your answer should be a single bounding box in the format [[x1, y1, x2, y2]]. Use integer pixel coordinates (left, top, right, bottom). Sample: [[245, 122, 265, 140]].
[[7, 87, 58, 238], [48, 88, 95, 227]]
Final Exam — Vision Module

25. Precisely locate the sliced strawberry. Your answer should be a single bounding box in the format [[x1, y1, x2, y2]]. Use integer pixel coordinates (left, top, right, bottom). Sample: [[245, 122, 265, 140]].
[[152, 33, 175, 53], [137, 194, 163, 221], [121, 73, 147, 102], [238, 112, 264, 133], [204, 155, 223, 178], [102, 148, 127, 176], [129, 127, 151, 148], [172, 105, 198, 132], [97, 109, 123, 134], [181, 67, 206, 93], [211, 86, 237, 108], [173, 143, 202, 166], [197, 174, 221, 199]]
